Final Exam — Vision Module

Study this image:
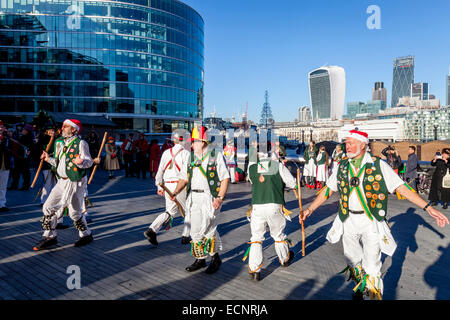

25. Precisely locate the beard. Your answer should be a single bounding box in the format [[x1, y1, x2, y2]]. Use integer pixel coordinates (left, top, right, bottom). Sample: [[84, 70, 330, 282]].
[[346, 149, 361, 159], [62, 131, 74, 139]]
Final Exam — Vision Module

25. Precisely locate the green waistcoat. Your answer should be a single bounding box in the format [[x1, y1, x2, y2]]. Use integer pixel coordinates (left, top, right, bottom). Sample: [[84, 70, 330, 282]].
[[249, 160, 285, 205], [52, 136, 87, 182], [186, 149, 221, 198], [304, 147, 317, 164], [317, 151, 327, 165], [337, 154, 388, 222]]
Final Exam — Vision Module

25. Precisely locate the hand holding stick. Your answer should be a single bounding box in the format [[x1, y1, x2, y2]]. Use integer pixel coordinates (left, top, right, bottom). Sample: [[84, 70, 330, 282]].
[[88, 132, 108, 185], [297, 168, 306, 257], [159, 182, 185, 218], [31, 135, 55, 188]]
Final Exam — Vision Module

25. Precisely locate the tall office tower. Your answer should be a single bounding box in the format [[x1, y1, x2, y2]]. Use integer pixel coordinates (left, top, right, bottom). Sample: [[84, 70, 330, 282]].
[[447, 72, 450, 106], [372, 82, 387, 105], [308, 66, 346, 121], [391, 56, 415, 107], [411, 82, 429, 100]]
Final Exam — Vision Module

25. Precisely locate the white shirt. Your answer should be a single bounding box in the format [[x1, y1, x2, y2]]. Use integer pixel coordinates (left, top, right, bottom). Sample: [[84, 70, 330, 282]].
[[180, 148, 230, 196], [47, 136, 93, 178], [155, 143, 190, 190], [248, 160, 297, 189], [327, 152, 404, 212]]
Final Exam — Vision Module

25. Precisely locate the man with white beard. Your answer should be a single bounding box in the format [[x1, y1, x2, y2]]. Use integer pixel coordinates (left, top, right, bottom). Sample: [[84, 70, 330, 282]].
[[33, 119, 99, 250], [300, 129, 449, 300]]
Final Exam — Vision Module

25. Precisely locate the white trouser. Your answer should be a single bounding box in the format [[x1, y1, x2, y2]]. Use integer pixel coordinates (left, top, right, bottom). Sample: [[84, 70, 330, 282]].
[[187, 191, 222, 259], [248, 203, 290, 273], [42, 176, 91, 238], [0, 169, 9, 208], [150, 182, 190, 237], [342, 212, 383, 293], [228, 166, 236, 183], [40, 170, 56, 204]]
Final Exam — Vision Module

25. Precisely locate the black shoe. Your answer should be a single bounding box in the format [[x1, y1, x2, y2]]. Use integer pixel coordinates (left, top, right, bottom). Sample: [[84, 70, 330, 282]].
[[108, 175, 113, 179], [443, 203, 448, 209], [181, 236, 191, 245], [33, 237, 57, 251], [56, 223, 70, 229], [185, 259, 206, 272], [0, 207, 10, 212], [281, 250, 295, 267], [205, 253, 222, 274], [74, 234, 94, 247], [249, 272, 261, 281], [352, 290, 365, 301], [144, 228, 158, 246]]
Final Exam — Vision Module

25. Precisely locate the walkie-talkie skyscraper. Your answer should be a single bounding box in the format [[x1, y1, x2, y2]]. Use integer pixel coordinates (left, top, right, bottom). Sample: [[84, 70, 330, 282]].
[[259, 90, 274, 129]]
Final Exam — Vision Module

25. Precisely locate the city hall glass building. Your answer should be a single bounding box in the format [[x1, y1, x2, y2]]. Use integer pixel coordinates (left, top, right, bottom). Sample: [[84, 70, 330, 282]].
[[0, 0, 204, 132]]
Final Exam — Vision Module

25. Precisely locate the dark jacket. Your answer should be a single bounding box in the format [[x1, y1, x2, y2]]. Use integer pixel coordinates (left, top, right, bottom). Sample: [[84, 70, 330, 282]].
[[0, 134, 11, 170], [404, 153, 418, 180], [381, 147, 402, 170], [429, 158, 450, 202]]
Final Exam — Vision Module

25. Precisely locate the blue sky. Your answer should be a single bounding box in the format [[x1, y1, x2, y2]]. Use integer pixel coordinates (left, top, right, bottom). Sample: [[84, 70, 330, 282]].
[[183, 0, 450, 123]]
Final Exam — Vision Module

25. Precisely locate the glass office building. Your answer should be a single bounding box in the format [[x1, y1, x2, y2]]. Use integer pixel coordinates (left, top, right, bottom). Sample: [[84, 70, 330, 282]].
[[0, 0, 204, 132], [391, 56, 414, 108], [308, 66, 345, 121]]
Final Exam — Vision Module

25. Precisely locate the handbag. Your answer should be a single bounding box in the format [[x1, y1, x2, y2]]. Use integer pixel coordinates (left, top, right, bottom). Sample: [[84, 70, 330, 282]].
[[443, 168, 450, 189]]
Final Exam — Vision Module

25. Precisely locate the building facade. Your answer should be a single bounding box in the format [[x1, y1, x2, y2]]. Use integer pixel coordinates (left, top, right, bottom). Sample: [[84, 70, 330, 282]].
[[404, 106, 450, 141], [0, 0, 204, 132], [391, 56, 414, 108], [308, 66, 345, 121], [447, 72, 450, 106], [298, 105, 312, 123], [372, 82, 387, 104], [411, 82, 429, 100]]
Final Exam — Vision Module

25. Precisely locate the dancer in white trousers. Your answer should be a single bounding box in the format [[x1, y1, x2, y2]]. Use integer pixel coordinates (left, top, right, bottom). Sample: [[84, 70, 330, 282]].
[[144, 132, 191, 246], [171, 126, 230, 275], [301, 129, 449, 300], [244, 150, 297, 281], [33, 119, 97, 251]]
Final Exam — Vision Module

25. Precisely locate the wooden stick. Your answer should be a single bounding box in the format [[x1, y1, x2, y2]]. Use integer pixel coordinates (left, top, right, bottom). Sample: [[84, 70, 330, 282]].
[[158, 182, 185, 218], [31, 135, 55, 188], [88, 132, 108, 185], [297, 168, 306, 257]]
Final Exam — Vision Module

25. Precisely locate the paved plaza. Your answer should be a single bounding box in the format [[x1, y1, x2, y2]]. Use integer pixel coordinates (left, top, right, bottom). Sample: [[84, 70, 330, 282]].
[[1, 170, 449, 300]]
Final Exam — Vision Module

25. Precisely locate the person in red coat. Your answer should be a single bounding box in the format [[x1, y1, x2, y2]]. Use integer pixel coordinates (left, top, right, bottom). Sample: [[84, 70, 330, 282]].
[[149, 139, 161, 178], [133, 133, 149, 179]]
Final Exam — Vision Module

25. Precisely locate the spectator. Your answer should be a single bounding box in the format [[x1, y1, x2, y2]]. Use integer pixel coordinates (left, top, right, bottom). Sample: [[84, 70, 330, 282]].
[[133, 133, 149, 179], [316, 145, 329, 189], [86, 131, 100, 159], [382, 145, 402, 173], [149, 139, 161, 179], [161, 138, 174, 153], [429, 148, 450, 209], [104, 136, 120, 179], [404, 146, 419, 192], [121, 133, 135, 177], [37, 124, 58, 205], [0, 121, 11, 211], [9, 123, 34, 191], [303, 141, 317, 189]]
